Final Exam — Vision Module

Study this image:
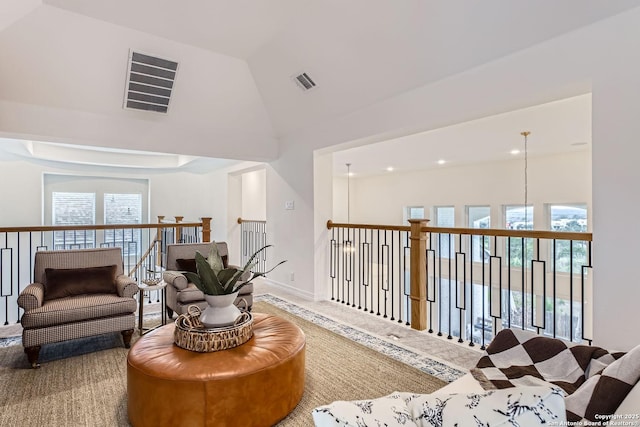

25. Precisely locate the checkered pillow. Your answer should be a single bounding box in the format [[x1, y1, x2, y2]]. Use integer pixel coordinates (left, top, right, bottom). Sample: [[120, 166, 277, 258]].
[[472, 329, 623, 394], [565, 343, 640, 422]]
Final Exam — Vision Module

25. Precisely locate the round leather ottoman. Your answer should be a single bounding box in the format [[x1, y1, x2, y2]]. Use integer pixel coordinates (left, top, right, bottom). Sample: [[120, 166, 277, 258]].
[[127, 313, 306, 427]]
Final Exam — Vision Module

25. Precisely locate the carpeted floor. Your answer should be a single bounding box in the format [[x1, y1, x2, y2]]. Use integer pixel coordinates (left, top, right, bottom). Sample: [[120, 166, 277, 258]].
[[0, 300, 449, 427]]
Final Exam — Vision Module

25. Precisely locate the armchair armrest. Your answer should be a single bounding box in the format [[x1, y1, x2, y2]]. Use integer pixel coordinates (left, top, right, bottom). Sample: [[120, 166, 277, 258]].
[[116, 275, 139, 298], [163, 271, 188, 290], [18, 283, 44, 312]]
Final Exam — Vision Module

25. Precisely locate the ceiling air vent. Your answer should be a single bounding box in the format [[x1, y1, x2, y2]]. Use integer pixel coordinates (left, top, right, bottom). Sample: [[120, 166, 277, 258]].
[[293, 72, 317, 91], [124, 51, 178, 113]]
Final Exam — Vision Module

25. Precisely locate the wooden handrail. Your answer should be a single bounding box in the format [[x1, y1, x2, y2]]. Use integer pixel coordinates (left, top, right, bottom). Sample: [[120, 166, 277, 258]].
[[327, 220, 410, 232], [0, 222, 204, 233], [128, 237, 160, 277], [238, 217, 266, 224], [327, 220, 592, 241]]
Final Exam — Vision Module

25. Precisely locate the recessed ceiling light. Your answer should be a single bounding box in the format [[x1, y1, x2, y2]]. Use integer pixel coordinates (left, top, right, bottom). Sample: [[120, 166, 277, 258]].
[[386, 166, 394, 172], [510, 149, 520, 155], [437, 159, 446, 165]]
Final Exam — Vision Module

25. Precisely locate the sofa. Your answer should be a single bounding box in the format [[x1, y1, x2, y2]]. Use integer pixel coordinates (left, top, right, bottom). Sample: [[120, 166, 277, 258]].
[[17, 247, 139, 368], [162, 242, 253, 318], [312, 328, 640, 426]]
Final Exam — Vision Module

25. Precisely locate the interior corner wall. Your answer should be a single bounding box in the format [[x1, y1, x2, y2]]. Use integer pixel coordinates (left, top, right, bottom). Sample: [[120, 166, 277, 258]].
[[267, 7, 640, 350], [266, 142, 316, 300], [241, 169, 266, 220], [227, 173, 242, 263], [591, 36, 640, 351]]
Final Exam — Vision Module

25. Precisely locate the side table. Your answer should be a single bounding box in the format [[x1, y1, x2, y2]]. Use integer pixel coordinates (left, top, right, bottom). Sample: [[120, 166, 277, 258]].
[[137, 280, 168, 335]]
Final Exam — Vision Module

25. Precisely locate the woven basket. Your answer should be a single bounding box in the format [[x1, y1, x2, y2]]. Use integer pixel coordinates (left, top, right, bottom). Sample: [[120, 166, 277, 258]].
[[173, 305, 253, 353]]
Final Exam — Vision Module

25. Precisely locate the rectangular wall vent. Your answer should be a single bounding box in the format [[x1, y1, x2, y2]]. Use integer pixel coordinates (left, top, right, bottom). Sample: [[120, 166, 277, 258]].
[[124, 51, 178, 113], [293, 72, 317, 91]]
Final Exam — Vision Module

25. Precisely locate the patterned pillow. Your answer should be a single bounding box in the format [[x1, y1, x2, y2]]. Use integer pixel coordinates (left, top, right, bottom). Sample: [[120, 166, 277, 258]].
[[402, 386, 566, 427], [312, 394, 417, 427], [312, 386, 566, 427]]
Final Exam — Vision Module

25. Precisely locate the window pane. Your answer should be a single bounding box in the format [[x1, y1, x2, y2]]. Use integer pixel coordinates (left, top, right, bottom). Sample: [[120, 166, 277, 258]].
[[550, 204, 588, 274], [52, 192, 96, 249], [407, 206, 425, 220], [104, 193, 142, 256], [435, 206, 454, 258], [468, 206, 490, 263], [505, 205, 534, 267]]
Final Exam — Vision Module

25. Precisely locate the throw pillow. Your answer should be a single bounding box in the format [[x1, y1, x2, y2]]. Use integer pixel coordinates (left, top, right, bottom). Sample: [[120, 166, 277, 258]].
[[176, 255, 229, 273], [312, 394, 417, 427], [44, 265, 117, 301], [565, 343, 640, 422], [403, 386, 566, 427], [176, 258, 198, 273]]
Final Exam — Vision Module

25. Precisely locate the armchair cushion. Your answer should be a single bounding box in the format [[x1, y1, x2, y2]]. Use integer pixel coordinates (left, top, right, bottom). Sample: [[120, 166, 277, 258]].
[[43, 265, 117, 301], [20, 294, 137, 328]]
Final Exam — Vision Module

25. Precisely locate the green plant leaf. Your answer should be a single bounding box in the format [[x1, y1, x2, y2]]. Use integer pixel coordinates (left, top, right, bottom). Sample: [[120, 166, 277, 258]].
[[194, 251, 225, 295], [182, 244, 286, 295], [217, 268, 243, 293], [206, 242, 225, 275]]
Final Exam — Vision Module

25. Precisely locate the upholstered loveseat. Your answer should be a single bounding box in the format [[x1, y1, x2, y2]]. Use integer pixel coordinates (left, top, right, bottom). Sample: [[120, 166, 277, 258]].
[[17, 247, 139, 368], [312, 329, 640, 426], [162, 242, 253, 318]]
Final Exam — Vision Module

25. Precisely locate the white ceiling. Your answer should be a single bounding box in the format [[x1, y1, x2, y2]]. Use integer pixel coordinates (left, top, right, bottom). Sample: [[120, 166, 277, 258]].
[[1, 1, 637, 174], [333, 94, 591, 176]]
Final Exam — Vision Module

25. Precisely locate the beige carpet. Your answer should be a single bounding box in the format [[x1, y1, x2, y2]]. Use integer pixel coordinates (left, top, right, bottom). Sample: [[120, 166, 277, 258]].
[[0, 301, 446, 427]]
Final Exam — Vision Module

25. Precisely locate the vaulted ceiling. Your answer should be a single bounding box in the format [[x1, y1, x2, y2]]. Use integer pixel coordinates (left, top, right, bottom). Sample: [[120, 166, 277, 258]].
[[1, 0, 639, 170]]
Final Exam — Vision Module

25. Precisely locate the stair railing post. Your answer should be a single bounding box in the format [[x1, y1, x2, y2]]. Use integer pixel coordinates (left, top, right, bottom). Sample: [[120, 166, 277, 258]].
[[157, 216, 165, 268], [409, 218, 429, 330], [174, 216, 183, 243], [201, 217, 212, 242]]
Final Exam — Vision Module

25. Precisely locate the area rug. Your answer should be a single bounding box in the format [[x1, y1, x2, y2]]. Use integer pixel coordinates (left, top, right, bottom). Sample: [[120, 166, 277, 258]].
[[0, 300, 454, 427]]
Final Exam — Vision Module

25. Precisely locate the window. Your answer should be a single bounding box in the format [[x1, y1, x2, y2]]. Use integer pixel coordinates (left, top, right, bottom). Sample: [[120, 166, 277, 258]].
[[505, 205, 534, 267], [434, 206, 455, 258], [467, 206, 490, 262], [52, 192, 96, 249], [549, 204, 588, 273], [44, 174, 149, 255], [406, 206, 425, 221], [104, 193, 143, 256]]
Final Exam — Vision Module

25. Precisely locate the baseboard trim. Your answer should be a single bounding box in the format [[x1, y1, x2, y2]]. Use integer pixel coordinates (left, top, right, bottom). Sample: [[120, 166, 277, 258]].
[[260, 278, 317, 301]]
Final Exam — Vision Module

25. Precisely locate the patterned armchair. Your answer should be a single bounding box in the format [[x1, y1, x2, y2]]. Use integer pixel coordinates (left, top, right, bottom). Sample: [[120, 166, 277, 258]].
[[17, 247, 139, 368], [163, 242, 253, 318]]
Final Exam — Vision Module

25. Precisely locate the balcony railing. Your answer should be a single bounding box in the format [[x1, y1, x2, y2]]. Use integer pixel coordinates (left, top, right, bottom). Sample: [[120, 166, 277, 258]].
[[327, 219, 593, 349], [0, 217, 211, 325], [237, 218, 267, 273]]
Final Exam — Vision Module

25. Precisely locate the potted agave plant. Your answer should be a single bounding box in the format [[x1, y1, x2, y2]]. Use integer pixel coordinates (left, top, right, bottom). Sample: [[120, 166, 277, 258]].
[[183, 243, 285, 328]]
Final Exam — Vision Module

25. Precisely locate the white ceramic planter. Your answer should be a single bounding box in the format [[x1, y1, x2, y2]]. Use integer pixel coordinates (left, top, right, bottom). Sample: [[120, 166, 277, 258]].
[[200, 291, 241, 328]]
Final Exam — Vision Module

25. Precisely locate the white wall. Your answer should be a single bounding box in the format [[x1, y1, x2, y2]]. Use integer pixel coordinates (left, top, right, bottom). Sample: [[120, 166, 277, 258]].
[[338, 151, 591, 228], [241, 169, 266, 220], [267, 7, 640, 350], [0, 157, 230, 240]]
